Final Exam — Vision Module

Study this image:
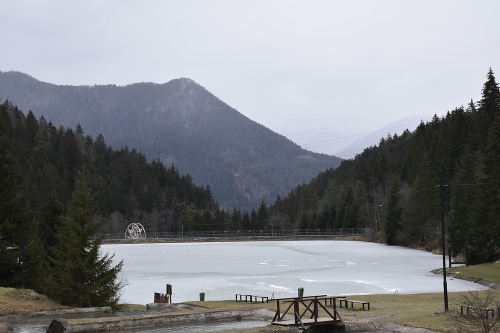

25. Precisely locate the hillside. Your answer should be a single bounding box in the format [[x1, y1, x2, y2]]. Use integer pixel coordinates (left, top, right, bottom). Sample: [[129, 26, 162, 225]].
[[0, 101, 218, 236], [0, 71, 341, 210], [267, 68, 500, 265]]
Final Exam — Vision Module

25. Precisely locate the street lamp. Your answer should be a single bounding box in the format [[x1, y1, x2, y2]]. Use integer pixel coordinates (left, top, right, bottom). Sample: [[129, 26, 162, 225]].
[[375, 204, 383, 232], [440, 181, 449, 311]]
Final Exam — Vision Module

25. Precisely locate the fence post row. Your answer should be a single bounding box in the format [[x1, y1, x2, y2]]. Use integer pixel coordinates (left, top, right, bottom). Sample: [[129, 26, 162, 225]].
[[98, 228, 367, 241]]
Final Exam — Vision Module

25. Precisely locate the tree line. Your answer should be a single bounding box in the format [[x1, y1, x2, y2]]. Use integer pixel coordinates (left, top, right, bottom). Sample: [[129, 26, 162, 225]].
[[0, 102, 220, 306], [0, 97, 294, 306]]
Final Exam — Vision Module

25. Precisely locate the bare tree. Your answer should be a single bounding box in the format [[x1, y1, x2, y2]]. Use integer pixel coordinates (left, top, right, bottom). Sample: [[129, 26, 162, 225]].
[[449, 288, 500, 333]]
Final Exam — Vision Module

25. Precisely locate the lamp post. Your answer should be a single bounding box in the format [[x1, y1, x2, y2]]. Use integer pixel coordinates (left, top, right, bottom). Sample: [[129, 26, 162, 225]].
[[440, 181, 449, 311], [21, 212, 26, 289], [375, 204, 382, 232], [15, 208, 28, 289]]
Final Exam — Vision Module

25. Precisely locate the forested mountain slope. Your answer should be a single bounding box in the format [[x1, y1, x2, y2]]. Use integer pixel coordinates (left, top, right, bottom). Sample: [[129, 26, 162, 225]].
[[0, 102, 218, 238], [268, 68, 500, 264], [0, 101, 235, 294], [0, 71, 341, 210]]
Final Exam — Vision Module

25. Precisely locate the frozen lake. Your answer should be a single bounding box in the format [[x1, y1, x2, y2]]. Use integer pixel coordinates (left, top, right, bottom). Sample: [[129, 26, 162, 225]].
[[102, 240, 481, 305]]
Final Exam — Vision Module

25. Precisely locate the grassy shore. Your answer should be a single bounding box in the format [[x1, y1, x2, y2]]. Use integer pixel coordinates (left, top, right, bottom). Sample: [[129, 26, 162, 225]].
[[1, 259, 498, 332], [447, 262, 500, 285], [179, 290, 498, 333], [0, 288, 69, 317], [2, 287, 499, 332]]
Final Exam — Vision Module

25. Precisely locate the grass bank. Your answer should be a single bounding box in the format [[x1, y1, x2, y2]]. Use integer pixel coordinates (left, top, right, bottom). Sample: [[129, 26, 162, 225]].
[[1, 288, 499, 332], [183, 290, 499, 333], [0, 288, 68, 317], [448, 262, 500, 285], [2, 259, 499, 332]]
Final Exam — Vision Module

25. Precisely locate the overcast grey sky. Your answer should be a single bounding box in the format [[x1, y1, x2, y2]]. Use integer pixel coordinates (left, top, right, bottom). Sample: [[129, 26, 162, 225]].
[[2, 1, 500, 157]]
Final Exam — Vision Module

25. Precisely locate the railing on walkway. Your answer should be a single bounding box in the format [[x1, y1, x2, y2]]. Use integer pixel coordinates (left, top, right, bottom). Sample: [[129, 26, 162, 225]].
[[99, 228, 369, 241], [272, 295, 344, 329]]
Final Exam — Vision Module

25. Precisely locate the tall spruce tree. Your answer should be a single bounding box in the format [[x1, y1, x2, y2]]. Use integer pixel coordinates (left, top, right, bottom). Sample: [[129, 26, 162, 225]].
[[0, 117, 25, 287], [477, 68, 500, 146], [468, 69, 500, 263], [403, 153, 439, 245], [469, 121, 500, 263], [385, 181, 402, 245], [479, 68, 500, 120], [48, 170, 124, 307], [448, 146, 477, 255], [257, 199, 268, 230]]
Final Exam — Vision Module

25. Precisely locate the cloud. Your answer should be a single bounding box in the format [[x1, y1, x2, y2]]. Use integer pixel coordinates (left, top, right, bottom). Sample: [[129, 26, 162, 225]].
[[1, 0, 500, 155]]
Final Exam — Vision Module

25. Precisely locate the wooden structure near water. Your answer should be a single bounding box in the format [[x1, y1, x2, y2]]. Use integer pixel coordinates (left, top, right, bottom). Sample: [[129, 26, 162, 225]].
[[271, 295, 345, 330], [154, 284, 172, 303], [449, 247, 468, 267]]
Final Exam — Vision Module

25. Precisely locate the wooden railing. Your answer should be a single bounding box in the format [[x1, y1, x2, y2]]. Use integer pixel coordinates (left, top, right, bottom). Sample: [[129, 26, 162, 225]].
[[272, 295, 344, 329]]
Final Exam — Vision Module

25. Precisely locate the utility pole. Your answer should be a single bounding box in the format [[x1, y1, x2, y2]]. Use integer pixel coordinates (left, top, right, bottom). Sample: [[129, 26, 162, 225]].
[[440, 180, 449, 311]]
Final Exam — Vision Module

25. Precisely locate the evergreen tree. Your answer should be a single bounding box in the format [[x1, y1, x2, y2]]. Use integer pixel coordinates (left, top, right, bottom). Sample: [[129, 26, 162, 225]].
[[250, 209, 258, 230], [448, 146, 477, 255], [0, 118, 24, 286], [477, 68, 500, 145], [201, 210, 212, 231], [469, 120, 500, 263], [48, 170, 124, 307], [341, 188, 358, 228], [479, 68, 500, 121], [40, 193, 64, 253], [231, 208, 242, 230], [385, 181, 402, 245], [242, 212, 251, 230], [24, 216, 49, 293], [467, 69, 500, 263], [257, 199, 268, 230], [403, 154, 439, 245]]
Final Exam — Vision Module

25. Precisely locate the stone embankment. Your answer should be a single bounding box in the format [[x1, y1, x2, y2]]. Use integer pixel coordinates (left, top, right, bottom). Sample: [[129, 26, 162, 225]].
[[0, 307, 111, 333], [46, 306, 275, 333]]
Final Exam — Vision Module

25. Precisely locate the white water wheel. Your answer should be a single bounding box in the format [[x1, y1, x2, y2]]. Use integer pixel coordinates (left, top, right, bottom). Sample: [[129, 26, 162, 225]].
[[125, 223, 147, 239]]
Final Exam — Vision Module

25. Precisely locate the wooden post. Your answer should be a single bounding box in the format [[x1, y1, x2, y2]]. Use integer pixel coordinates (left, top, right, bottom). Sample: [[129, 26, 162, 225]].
[[313, 298, 318, 323], [293, 299, 300, 325], [166, 284, 172, 303]]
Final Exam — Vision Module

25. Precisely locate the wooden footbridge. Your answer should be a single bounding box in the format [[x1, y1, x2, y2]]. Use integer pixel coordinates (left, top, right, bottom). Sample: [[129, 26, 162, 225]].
[[271, 295, 345, 330]]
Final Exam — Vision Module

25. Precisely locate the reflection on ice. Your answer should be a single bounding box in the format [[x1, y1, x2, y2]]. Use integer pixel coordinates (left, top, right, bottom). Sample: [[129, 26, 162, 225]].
[[269, 284, 289, 290], [101, 240, 485, 305]]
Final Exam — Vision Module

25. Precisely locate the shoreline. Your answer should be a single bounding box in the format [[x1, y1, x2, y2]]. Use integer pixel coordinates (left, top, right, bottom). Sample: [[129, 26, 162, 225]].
[[3, 290, 500, 333], [102, 234, 369, 244]]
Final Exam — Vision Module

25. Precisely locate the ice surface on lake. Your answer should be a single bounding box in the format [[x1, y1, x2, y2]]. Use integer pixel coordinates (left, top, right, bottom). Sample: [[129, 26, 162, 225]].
[[101, 240, 482, 305]]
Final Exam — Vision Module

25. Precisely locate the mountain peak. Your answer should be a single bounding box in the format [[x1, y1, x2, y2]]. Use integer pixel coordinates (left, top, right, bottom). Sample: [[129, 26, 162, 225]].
[[177, 77, 196, 85], [0, 71, 341, 210], [171, 77, 200, 90]]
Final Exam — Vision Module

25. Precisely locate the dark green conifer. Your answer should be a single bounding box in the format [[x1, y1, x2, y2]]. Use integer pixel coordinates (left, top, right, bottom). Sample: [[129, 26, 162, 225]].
[[48, 170, 124, 307], [385, 181, 402, 245], [469, 120, 500, 263], [403, 153, 439, 244], [257, 199, 268, 230], [0, 116, 24, 287], [448, 146, 477, 255], [477, 68, 500, 145]]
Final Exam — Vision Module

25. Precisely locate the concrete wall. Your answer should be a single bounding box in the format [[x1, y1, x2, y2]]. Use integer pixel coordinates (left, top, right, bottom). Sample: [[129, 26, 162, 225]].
[[47, 308, 275, 333]]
